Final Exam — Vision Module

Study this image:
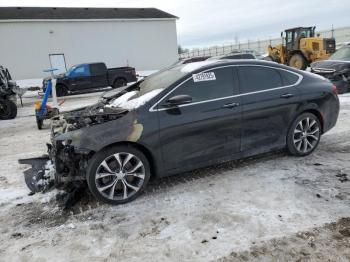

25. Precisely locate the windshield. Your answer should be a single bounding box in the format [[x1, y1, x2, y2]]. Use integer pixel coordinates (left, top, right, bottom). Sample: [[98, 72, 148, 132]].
[[66, 66, 76, 76], [329, 47, 350, 61], [136, 65, 188, 97], [106, 61, 219, 109]]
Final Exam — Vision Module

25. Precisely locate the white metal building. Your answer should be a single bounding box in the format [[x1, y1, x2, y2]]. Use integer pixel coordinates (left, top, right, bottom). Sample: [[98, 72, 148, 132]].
[[0, 7, 178, 79]]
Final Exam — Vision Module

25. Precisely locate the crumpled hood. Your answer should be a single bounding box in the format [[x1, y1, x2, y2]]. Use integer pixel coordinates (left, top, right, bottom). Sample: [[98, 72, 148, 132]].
[[51, 103, 129, 138], [311, 60, 350, 71]]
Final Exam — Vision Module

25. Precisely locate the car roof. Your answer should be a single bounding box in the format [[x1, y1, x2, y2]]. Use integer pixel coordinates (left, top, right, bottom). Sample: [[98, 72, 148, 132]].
[[180, 59, 298, 74]]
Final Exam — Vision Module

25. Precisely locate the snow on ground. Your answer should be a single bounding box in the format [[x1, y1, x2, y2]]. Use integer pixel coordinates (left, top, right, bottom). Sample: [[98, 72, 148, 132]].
[[16, 78, 43, 89], [0, 92, 349, 261]]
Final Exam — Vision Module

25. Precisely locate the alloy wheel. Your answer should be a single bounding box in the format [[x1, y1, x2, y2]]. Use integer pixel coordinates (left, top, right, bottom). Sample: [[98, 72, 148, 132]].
[[293, 117, 320, 154], [95, 152, 145, 201]]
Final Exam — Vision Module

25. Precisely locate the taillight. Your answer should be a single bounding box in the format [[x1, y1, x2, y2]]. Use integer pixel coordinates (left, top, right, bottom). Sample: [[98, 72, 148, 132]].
[[332, 84, 338, 95]]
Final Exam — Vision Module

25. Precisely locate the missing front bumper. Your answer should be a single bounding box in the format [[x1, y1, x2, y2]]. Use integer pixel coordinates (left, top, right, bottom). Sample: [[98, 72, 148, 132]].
[[18, 156, 55, 193]]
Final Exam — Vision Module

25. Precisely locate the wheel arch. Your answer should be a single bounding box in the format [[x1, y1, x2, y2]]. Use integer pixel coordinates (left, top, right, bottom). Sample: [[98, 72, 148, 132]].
[[56, 82, 69, 89], [56, 83, 70, 93], [95, 141, 159, 178], [113, 77, 127, 85], [295, 107, 324, 134]]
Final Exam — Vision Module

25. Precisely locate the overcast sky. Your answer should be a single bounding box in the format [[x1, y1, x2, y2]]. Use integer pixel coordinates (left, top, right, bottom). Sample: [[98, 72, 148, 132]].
[[1, 0, 350, 48]]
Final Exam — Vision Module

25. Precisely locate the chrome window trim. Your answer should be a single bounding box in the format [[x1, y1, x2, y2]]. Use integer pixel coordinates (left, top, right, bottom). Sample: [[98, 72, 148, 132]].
[[149, 64, 303, 112]]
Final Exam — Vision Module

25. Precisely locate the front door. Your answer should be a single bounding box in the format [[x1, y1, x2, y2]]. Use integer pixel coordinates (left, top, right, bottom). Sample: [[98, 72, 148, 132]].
[[156, 67, 242, 172], [68, 64, 91, 91]]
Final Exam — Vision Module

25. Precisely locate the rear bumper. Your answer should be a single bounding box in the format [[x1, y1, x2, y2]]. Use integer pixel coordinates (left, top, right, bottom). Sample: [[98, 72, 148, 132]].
[[322, 93, 340, 134]]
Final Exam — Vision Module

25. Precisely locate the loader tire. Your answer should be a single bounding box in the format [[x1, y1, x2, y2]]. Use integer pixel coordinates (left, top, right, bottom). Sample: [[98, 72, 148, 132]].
[[289, 54, 307, 70]]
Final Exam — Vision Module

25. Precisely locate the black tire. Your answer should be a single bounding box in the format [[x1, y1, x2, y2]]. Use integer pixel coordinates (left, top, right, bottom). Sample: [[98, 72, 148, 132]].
[[0, 98, 17, 120], [56, 85, 68, 97], [113, 78, 127, 89], [287, 113, 321, 156], [288, 53, 308, 70], [86, 145, 151, 205]]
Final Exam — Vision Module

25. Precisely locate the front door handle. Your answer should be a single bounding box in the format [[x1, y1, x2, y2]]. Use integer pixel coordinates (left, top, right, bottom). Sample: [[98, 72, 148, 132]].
[[280, 93, 294, 99], [223, 102, 240, 109]]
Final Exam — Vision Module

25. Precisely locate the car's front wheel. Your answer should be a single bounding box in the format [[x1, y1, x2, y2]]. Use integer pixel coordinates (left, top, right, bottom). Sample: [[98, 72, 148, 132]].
[[86, 145, 150, 205], [287, 113, 321, 156], [56, 85, 68, 97]]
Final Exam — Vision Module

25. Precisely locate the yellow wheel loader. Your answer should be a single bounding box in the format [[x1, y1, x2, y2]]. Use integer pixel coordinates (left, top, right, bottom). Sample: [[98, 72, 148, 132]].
[[267, 27, 336, 70]]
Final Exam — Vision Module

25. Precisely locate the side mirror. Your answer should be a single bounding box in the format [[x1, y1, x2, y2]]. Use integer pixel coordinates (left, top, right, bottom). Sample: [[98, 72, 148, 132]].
[[165, 94, 192, 106]]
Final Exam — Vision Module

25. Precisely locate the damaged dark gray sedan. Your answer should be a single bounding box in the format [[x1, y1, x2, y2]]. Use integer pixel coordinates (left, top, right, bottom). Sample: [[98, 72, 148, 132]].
[[310, 43, 350, 94], [21, 60, 340, 205]]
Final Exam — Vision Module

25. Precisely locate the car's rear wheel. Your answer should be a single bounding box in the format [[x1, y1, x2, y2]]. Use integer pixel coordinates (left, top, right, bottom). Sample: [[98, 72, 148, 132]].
[[113, 78, 127, 88], [86, 145, 150, 205], [287, 113, 321, 156]]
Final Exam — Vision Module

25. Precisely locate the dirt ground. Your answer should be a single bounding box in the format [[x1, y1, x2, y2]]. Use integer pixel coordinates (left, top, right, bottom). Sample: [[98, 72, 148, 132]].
[[0, 91, 349, 262]]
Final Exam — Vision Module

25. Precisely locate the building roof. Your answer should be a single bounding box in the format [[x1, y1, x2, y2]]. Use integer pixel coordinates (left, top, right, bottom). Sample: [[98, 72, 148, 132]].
[[0, 7, 178, 20]]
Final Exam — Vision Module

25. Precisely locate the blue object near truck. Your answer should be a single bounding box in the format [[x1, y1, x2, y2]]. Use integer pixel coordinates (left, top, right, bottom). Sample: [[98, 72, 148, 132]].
[[43, 62, 137, 96]]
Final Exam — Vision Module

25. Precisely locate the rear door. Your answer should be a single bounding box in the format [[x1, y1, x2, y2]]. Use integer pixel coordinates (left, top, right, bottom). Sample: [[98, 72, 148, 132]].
[[156, 67, 242, 172], [68, 64, 92, 91], [90, 63, 108, 88], [238, 65, 301, 153]]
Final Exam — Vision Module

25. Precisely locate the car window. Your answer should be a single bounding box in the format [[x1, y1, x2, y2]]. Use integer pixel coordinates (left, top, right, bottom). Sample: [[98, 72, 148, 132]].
[[168, 67, 236, 103], [70, 65, 90, 77], [329, 47, 350, 61], [90, 63, 106, 75], [279, 70, 299, 86], [238, 66, 282, 93], [224, 55, 241, 59], [241, 54, 255, 59], [286, 31, 293, 44]]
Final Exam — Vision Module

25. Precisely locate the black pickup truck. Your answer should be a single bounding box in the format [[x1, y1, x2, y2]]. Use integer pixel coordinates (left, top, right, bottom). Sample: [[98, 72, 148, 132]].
[[43, 63, 137, 96]]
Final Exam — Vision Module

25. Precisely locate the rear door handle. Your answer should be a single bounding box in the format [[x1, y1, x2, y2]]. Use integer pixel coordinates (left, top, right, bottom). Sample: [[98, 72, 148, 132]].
[[280, 93, 294, 99], [223, 102, 240, 109]]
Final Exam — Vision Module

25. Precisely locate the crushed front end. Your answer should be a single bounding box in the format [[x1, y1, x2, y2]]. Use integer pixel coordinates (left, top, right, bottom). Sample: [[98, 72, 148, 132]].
[[310, 47, 350, 94], [311, 66, 350, 94], [19, 103, 129, 194]]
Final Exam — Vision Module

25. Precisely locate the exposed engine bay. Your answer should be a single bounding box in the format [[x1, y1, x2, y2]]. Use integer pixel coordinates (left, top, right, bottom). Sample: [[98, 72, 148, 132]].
[[19, 84, 146, 195]]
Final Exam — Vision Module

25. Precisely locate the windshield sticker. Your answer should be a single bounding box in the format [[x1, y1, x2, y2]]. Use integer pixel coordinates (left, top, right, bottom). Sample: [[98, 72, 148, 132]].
[[193, 72, 216, 82]]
